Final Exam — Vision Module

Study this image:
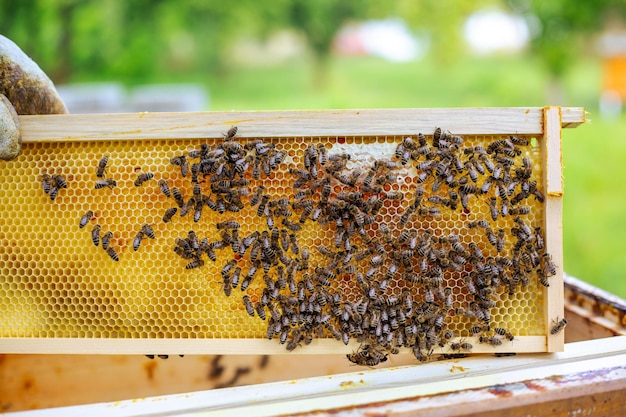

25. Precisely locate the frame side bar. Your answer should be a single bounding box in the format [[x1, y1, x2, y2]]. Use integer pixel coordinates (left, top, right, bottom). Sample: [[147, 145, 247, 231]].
[[543, 106, 565, 352]]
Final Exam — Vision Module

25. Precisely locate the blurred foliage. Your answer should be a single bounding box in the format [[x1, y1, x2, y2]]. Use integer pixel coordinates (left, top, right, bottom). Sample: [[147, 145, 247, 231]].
[[508, 0, 626, 78], [1, 0, 498, 84]]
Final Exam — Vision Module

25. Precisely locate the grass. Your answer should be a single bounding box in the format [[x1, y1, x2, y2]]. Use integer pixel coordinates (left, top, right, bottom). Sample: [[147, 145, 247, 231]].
[[132, 52, 626, 296]]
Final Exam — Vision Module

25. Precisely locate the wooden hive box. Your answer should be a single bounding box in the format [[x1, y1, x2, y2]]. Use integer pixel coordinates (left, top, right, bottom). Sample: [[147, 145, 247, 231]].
[[0, 106, 585, 358]]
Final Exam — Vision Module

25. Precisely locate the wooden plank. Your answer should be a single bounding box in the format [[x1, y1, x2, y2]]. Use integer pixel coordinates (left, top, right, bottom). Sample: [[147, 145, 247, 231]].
[[560, 106, 588, 128], [17, 107, 585, 143], [0, 336, 547, 355], [543, 107, 565, 352], [10, 336, 626, 417]]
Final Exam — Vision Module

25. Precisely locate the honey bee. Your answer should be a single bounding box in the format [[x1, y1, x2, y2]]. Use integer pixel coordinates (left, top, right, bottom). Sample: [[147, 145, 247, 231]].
[[134, 172, 154, 186], [91, 224, 101, 247], [479, 336, 502, 346], [163, 207, 177, 223], [223, 275, 232, 297], [281, 219, 302, 232], [535, 227, 545, 250], [243, 295, 255, 317], [255, 302, 266, 320], [223, 126, 238, 140], [494, 328, 515, 341], [230, 267, 241, 289], [101, 231, 113, 250], [172, 187, 185, 208], [40, 173, 53, 195], [95, 178, 117, 189], [468, 220, 489, 229], [216, 220, 240, 230], [550, 318, 567, 335], [469, 325, 485, 335], [450, 341, 473, 352], [496, 229, 505, 252], [106, 246, 119, 262], [140, 224, 155, 240], [170, 155, 189, 177], [51, 174, 67, 188], [96, 156, 109, 178], [186, 259, 205, 269], [542, 253, 557, 277], [488, 197, 498, 221], [158, 179, 171, 197], [133, 230, 144, 251], [79, 210, 93, 228]]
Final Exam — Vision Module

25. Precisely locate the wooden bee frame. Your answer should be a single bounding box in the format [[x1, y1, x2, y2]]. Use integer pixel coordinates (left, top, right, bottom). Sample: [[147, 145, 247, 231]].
[[0, 106, 585, 355]]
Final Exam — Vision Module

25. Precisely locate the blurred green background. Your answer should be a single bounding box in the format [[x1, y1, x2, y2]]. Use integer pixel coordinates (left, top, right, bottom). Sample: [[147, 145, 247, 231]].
[[1, 0, 626, 296]]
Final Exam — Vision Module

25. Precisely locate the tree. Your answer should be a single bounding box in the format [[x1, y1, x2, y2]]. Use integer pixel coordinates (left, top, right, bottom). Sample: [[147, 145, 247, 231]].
[[286, 0, 371, 87], [507, 0, 626, 102]]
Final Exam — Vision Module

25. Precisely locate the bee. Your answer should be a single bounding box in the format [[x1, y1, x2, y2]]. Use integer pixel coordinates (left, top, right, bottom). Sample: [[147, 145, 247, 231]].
[[91, 224, 101, 247], [550, 318, 567, 335], [496, 229, 505, 252], [534, 227, 545, 250], [96, 156, 109, 178], [170, 155, 189, 177], [255, 302, 266, 320], [538, 274, 550, 287], [158, 179, 171, 198], [79, 210, 93, 228], [101, 231, 113, 250], [223, 275, 232, 297], [106, 246, 119, 262], [494, 328, 515, 341], [487, 196, 498, 221], [40, 173, 53, 195], [133, 230, 144, 251], [95, 178, 117, 189], [469, 325, 485, 335], [450, 340, 472, 352], [193, 199, 204, 223], [141, 224, 155, 239], [186, 259, 205, 269], [479, 336, 502, 346], [224, 126, 238, 140], [134, 172, 154, 186], [281, 219, 301, 232], [242, 295, 255, 317], [246, 186, 264, 208], [542, 253, 557, 277], [230, 267, 241, 289], [509, 205, 531, 215], [467, 220, 488, 230], [172, 187, 185, 208], [163, 207, 178, 223], [50, 174, 67, 190], [216, 220, 240, 230]]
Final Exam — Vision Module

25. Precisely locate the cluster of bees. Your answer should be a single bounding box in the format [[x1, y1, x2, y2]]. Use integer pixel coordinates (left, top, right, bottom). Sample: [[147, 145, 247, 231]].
[[41, 125, 561, 365], [40, 173, 67, 201], [163, 126, 558, 365]]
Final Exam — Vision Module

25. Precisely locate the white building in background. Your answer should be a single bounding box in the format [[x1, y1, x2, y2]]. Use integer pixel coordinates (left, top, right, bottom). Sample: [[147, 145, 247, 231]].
[[333, 19, 428, 62], [463, 10, 530, 55]]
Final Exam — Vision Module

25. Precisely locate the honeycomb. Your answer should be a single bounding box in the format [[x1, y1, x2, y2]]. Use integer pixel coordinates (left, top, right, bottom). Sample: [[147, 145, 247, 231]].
[[0, 128, 550, 360]]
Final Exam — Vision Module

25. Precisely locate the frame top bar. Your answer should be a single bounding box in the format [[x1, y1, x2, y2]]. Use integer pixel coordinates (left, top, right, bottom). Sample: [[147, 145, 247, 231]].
[[18, 107, 586, 143]]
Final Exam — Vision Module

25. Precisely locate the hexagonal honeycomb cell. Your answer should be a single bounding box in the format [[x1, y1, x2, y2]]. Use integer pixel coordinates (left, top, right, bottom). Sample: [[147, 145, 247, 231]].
[[0, 130, 549, 356]]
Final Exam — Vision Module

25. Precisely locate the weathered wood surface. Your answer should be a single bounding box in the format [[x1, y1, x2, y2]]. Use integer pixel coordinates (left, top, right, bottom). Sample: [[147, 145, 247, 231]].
[[17, 107, 586, 142]]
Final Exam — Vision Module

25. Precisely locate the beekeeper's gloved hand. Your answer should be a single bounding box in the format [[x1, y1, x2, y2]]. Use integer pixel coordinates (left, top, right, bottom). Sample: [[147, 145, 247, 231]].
[[0, 35, 68, 160]]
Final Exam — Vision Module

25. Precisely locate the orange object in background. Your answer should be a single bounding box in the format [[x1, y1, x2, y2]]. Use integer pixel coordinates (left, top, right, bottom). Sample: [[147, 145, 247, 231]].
[[603, 55, 626, 100]]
